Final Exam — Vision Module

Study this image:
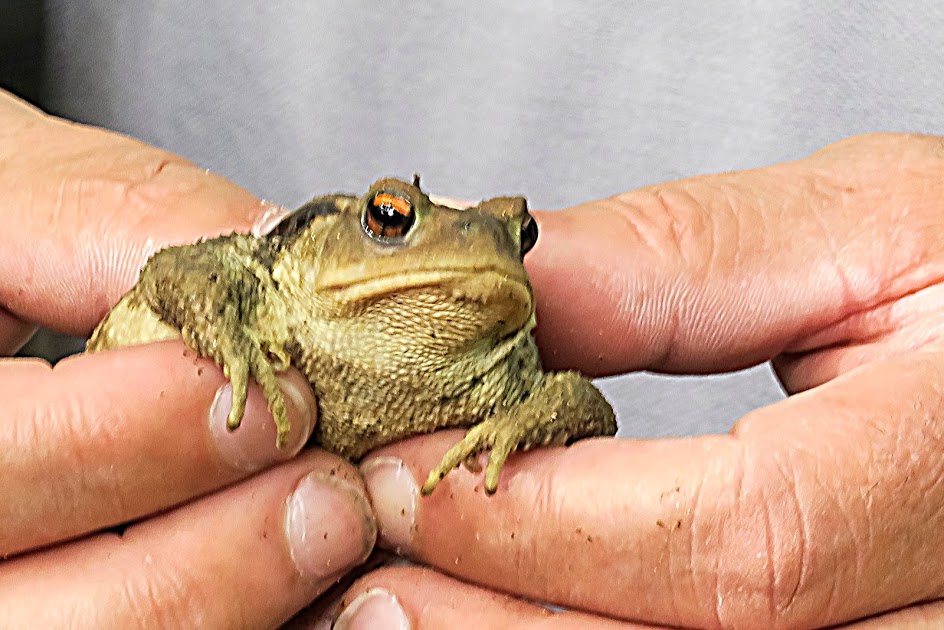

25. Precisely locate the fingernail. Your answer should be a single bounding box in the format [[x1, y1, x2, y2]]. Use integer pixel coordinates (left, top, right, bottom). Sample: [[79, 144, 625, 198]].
[[209, 374, 315, 472], [360, 457, 418, 554], [428, 194, 474, 210], [285, 471, 376, 581], [335, 588, 410, 630], [252, 201, 291, 236]]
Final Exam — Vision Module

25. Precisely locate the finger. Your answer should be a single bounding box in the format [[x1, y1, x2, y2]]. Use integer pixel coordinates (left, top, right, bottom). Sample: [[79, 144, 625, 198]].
[[525, 133, 944, 377], [361, 348, 944, 629], [0, 449, 376, 629], [0, 341, 315, 557], [840, 600, 944, 629], [335, 566, 649, 629], [0, 89, 289, 334], [0, 306, 36, 355]]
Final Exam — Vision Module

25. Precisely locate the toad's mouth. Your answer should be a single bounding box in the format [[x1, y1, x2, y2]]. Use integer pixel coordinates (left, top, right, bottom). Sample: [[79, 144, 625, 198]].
[[316, 264, 532, 307]]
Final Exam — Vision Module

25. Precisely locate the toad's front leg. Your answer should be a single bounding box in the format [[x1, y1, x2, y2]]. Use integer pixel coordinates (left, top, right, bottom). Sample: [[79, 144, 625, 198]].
[[421, 371, 617, 495], [87, 236, 294, 447]]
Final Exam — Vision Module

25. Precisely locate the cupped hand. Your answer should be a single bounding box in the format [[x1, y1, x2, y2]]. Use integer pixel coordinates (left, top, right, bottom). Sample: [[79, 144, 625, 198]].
[[340, 134, 944, 629], [0, 91, 376, 628]]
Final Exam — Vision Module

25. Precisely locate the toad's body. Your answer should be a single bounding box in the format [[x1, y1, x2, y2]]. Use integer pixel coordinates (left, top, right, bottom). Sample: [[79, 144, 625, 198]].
[[88, 178, 616, 494]]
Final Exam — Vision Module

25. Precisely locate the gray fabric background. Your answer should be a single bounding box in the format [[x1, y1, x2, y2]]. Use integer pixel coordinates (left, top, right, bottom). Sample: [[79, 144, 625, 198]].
[[11, 2, 944, 438]]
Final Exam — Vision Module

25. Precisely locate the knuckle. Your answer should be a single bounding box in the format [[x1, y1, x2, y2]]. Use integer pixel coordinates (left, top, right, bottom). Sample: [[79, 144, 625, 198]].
[[611, 186, 717, 271], [687, 447, 842, 629], [113, 555, 222, 629], [6, 381, 132, 551]]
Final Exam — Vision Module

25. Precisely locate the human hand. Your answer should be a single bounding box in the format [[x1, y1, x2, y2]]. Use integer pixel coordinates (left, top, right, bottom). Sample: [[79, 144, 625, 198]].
[[0, 90, 376, 628], [336, 134, 944, 629]]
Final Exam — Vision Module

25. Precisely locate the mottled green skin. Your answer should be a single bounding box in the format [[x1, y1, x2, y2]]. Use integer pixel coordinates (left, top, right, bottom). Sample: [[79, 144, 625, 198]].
[[89, 178, 616, 494]]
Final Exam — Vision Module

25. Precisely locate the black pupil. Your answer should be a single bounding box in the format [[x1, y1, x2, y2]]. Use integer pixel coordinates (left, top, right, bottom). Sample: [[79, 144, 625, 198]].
[[365, 195, 415, 239], [520, 215, 539, 257]]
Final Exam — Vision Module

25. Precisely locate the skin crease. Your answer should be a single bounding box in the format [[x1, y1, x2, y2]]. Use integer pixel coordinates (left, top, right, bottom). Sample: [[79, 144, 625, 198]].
[[1, 87, 943, 628]]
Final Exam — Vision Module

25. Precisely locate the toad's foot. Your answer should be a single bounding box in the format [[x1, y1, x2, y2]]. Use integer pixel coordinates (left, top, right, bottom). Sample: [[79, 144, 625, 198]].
[[187, 326, 292, 448], [421, 371, 617, 495]]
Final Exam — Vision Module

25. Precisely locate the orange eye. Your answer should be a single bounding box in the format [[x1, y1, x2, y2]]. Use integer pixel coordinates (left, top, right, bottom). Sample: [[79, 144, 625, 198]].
[[363, 192, 416, 240]]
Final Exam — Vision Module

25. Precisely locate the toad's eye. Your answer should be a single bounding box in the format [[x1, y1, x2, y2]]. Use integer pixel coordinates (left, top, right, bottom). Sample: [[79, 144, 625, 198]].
[[363, 192, 416, 240], [519, 214, 538, 258]]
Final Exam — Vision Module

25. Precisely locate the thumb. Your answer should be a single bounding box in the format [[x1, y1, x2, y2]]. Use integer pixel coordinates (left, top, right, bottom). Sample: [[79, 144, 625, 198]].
[[0, 89, 285, 334], [527, 133, 944, 380]]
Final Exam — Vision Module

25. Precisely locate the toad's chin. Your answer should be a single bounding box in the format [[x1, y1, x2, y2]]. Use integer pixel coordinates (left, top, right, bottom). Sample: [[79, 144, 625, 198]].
[[318, 262, 529, 299], [324, 268, 533, 332]]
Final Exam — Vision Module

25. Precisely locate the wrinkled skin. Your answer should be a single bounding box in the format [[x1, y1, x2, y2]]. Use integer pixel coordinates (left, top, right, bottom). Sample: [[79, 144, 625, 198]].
[[1, 87, 943, 628]]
